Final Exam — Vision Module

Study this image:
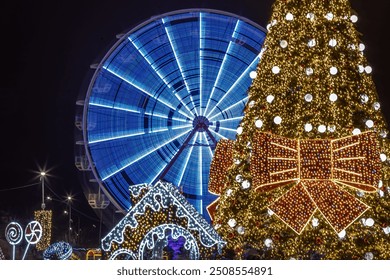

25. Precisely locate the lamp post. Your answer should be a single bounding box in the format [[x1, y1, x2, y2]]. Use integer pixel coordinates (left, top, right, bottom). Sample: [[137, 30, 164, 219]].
[[40, 172, 46, 210], [67, 196, 72, 243]]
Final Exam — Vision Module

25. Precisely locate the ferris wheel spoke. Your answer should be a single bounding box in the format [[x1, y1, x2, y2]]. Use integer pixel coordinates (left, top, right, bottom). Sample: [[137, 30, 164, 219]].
[[208, 128, 228, 141], [202, 132, 214, 159], [177, 133, 198, 187], [102, 66, 193, 120], [89, 123, 192, 144], [89, 102, 190, 125], [203, 20, 240, 117], [199, 12, 204, 116], [213, 116, 244, 123], [162, 18, 199, 116], [151, 127, 199, 184], [206, 53, 261, 119], [209, 96, 248, 121], [128, 37, 196, 119], [102, 128, 192, 181]]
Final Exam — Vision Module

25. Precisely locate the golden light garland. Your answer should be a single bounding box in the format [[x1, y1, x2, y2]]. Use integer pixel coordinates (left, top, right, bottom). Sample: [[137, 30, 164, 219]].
[[34, 210, 52, 251]]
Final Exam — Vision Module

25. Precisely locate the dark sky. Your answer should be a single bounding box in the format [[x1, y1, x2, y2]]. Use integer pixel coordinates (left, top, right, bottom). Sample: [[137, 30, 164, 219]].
[[0, 0, 389, 244]]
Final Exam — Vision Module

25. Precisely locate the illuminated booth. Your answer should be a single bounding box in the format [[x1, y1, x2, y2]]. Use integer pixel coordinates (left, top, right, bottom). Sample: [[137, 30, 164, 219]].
[[101, 181, 225, 260]]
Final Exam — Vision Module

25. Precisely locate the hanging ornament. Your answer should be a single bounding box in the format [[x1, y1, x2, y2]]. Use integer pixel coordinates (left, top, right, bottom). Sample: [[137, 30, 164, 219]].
[[358, 65, 365, 73], [272, 66, 281, 74], [308, 39, 316, 47], [329, 93, 338, 102], [214, 224, 221, 230], [379, 180, 383, 188], [268, 209, 274, 216], [304, 93, 313, 102], [228, 219, 237, 228], [241, 180, 251, 189], [280, 40, 288, 48], [318, 125, 326, 133], [255, 119, 263, 128], [356, 190, 364, 197], [234, 158, 241, 165], [351, 15, 358, 23], [338, 230, 346, 239], [329, 39, 337, 47], [380, 153, 387, 162], [360, 94, 369, 103], [327, 125, 336, 132], [237, 226, 245, 235], [326, 12, 334, 20], [226, 189, 233, 196], [235, 174, 243, 183], [383, 227, 390, 235], [352, 128, 361, 135], [249, 71, 257, 79], [330, 66, 338, 75], [237, 126, 243, 135], [304, 123, 313, 132], [264, 238, 273, 248], [274, 116, 282, 125], [306, 67, 314, 76], [373, 102, 380, 111], [380, 130, 388, 138], [365, 66, 373, 74], [266, 95, 275, 103], [306, 13, 315, 21], [362, 218, 375, 227], [364, 252, 374, 260], [359, 43, 365, 51], [365, 120, 374, 128], [312, 217, 319, 227], [286, 13, 294, 21], [248, 100, 255, 108], [378, 189, 384, 198]]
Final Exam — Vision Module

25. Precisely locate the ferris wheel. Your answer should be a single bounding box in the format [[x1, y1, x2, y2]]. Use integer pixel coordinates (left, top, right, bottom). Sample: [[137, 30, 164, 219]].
[[81, 9, 266, 220]]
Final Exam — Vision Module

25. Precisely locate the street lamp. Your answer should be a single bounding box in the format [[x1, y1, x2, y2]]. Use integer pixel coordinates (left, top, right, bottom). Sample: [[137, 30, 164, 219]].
[[40, 172, 46, 210]]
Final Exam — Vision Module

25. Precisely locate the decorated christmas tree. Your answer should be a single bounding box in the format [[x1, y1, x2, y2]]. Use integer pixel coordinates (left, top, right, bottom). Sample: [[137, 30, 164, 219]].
[[208, 0, 390, 259]]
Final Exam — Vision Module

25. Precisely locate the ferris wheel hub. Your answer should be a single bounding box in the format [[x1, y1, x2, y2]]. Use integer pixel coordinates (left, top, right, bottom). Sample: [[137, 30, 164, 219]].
[[192, 116, 210, 132]]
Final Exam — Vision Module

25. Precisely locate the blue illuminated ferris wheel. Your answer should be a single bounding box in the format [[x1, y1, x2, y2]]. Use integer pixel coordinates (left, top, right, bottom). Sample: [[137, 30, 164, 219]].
[[82, 9, 266, 220]]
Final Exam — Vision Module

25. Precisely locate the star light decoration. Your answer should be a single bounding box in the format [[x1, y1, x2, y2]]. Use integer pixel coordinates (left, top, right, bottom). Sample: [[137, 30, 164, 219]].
[[101, 181, 226, 260], [208, 131, 381, 234]]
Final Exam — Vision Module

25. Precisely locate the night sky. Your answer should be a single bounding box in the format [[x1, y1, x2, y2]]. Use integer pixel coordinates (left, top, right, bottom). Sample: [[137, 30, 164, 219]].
[[0, 0, 389, 246]]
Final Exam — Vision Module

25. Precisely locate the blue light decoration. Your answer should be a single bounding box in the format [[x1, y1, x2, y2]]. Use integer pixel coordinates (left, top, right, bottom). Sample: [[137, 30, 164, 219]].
[[101, 181, 226, 260], [83, 9, 266, 220], [43, 241, 73, 260]]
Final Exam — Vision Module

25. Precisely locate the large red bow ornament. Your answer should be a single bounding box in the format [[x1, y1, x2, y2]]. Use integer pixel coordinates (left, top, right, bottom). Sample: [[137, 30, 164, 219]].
[[208, 131, 381, 234]]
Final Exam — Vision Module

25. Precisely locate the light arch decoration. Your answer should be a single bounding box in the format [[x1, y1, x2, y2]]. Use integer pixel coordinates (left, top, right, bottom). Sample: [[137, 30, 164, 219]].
[[101, 181, 226, 259]]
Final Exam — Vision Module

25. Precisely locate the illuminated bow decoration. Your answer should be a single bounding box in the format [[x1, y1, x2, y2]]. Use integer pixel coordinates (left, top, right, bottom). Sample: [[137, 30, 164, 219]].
[[208, 131, 381, 234]]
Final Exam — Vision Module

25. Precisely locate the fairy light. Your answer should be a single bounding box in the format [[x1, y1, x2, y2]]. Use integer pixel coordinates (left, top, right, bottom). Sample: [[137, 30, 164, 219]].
[[34, 210, 52, 251]]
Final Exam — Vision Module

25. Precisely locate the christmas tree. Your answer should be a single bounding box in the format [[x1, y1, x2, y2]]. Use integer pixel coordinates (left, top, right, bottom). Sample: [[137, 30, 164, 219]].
[[209, 0, 390, 259]]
